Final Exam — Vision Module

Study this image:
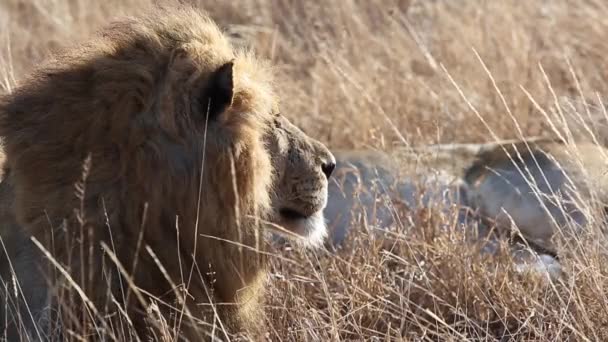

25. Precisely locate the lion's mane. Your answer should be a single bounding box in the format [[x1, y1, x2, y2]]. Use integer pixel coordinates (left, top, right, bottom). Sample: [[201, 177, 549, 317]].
[[0, 4, 277, 339]]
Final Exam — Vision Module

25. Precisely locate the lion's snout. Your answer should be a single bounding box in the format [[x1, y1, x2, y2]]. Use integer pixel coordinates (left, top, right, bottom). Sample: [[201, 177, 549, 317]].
[[283, 181, 328, 216]]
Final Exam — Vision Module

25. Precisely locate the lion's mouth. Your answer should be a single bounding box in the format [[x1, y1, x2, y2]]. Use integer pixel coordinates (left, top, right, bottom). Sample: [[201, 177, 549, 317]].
[[275, 207, 327, 247], [279, 208, 310, 221]]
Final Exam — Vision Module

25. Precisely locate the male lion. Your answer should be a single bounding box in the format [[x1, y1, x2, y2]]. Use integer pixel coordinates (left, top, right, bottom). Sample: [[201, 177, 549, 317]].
[[0, 5, 335, 341]]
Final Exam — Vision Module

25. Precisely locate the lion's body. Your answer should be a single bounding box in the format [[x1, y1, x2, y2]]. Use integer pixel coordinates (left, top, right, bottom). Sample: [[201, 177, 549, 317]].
[[464, 139, 608, 252], [324, 138, 608, 282], [325, 138, 608, 255], [0, 5, 334, 341]]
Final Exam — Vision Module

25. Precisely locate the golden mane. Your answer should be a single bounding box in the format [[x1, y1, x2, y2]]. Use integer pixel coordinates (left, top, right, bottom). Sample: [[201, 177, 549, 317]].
[[0, 4, 278, 340]]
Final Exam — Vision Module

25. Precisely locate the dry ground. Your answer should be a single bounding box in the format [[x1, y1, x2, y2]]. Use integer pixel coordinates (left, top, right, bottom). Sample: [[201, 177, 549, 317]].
[[3, 0, 608, 340]]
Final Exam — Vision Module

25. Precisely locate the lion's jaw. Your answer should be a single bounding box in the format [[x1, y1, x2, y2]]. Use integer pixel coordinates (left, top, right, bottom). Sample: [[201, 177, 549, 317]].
[[274, 200, 328, 248]]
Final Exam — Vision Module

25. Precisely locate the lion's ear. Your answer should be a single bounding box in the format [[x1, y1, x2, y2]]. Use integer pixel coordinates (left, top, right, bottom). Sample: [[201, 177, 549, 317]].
[[204, 61, 234, 120]]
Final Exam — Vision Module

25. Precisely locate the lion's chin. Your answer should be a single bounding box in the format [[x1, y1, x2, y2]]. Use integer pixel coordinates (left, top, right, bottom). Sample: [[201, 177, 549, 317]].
[[273, 210, 328, 248]]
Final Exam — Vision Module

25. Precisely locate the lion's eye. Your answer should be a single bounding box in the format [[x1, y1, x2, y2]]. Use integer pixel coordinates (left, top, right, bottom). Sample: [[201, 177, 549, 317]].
[[272, 112, 282, 127]]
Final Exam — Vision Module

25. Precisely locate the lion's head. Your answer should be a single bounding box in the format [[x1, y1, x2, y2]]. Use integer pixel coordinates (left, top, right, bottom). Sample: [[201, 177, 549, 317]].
[[0, 5, 334, 340], [266, 114, 335, 247]]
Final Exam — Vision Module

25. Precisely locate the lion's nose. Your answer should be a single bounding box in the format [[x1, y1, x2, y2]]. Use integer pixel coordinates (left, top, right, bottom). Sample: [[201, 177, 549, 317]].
[[321, 160, 336, 179]]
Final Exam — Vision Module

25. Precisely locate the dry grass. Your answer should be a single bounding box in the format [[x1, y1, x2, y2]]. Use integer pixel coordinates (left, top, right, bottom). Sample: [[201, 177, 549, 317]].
[[2, 0, 608, 340]]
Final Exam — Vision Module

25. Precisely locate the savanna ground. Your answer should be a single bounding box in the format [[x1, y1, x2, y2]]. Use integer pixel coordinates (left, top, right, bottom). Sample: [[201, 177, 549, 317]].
[[3, 0, 608, 340]]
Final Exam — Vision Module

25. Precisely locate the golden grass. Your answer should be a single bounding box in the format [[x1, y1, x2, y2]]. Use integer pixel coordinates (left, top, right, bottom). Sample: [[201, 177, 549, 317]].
[[2, 0, 608, 340]]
